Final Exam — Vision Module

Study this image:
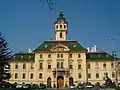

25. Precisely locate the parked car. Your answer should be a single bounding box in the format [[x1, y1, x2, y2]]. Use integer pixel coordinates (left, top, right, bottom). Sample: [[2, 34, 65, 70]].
[[39, 83, 46, 89], [31, 84, 38, 89], [86, 84, 94, 89], [77, 84, 84, 89], [70, 84, 76, 89], [23, 84, 31, 88], [16, 84, 23, 88]]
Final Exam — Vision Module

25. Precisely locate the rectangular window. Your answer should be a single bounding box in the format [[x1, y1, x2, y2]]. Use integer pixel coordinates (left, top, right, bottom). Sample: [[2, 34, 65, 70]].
[[61, 54, 63, 58], [61, 62, 63, 68], [15, 73, 18, 79], [57, 54, 60, 58], [57, 62, 60, 68], [104, 72, 108, 76], [88, 73, 91, 78], [87, 63, 90, 69], [39, 63, 43, 69], [15, 64, 18, 69], [39, 73, 42, 79], [78, 64, 81, 69], [69, 65, 73, 69], [95, 62, 99, 69], [112, 72, 115, 78], [23, 63, 26, 69], [96, 73, 99, 78], [78, 54, 81, 58], [30, 74, 33, 79], [30, 63, 34, 69], [22, 73, 26, 79], [78, 73, 82, 79], [48, 65, 51, 69], [111, 62, 114, 68], [69, 54, 72, 58]]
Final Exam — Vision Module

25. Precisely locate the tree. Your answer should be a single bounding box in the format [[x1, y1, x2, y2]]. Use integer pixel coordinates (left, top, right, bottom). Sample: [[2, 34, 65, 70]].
[[34, 0, 60, 10], [0, 32, 12, 82]]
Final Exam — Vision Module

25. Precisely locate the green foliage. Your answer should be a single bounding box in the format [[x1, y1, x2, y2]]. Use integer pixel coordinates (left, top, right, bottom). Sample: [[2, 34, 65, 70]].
[[0, 32, 12, 82], [34, 0, 60, 10]]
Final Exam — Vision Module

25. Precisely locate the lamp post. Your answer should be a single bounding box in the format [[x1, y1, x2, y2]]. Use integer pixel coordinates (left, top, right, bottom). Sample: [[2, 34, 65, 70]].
[[109, 37, 118, 86]]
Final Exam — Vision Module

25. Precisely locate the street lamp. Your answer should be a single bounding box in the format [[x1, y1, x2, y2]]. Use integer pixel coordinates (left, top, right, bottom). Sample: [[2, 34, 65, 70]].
[[109, 37, 118, 86]]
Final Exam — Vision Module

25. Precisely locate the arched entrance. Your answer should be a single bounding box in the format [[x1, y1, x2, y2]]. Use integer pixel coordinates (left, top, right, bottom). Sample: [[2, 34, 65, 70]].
[[57, 76, 64, 88], [47, 77, 51, 87], [69, 77, 73, 86]]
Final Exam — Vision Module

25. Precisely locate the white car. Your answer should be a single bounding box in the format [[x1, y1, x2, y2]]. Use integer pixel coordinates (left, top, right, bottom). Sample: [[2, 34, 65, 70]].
[[70, 84, 76, 89], [86, 85, 94, 88], [16, 84, 23, 88]]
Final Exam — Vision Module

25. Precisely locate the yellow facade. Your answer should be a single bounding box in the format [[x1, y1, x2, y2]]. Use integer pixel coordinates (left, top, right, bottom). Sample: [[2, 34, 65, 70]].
[[9, 11, 117, 87]]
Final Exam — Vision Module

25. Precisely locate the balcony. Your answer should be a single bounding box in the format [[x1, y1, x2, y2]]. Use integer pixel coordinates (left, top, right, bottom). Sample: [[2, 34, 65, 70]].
[[53, 68, 69, 72], [52, 68, 69, 76]]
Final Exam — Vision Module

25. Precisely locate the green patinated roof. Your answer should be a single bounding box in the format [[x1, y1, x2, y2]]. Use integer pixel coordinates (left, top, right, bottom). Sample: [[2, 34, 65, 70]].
[[88, 55, 113, 60], [34, 41, 87, 51], [11, 53, 35, 61], [87, 52, 118, 61]]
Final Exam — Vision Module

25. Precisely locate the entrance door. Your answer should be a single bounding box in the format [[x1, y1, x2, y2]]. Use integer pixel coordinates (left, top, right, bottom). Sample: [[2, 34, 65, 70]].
[[47, 77, 51, 87], [57, 76, 64, 88]]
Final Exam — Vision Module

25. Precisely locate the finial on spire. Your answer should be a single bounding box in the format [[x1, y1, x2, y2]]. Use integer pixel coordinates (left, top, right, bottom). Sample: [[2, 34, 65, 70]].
[[59, 10, 64, 18]]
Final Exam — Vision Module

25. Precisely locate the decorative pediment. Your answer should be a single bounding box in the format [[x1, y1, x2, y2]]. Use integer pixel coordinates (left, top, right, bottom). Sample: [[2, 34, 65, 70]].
[[51, 44, 70, 52]]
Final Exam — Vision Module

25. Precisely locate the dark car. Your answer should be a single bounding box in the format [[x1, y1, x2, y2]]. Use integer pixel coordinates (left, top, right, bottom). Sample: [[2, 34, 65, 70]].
[[31, 84, 38, 89], [39, 84, 46, 89]]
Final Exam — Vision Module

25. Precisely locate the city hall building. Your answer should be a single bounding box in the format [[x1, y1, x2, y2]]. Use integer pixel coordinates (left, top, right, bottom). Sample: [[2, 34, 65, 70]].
[[9, 11, 117, 87]]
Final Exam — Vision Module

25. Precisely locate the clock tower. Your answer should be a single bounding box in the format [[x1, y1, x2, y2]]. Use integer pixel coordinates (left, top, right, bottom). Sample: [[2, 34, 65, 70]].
[[54, 11, 68, 41]]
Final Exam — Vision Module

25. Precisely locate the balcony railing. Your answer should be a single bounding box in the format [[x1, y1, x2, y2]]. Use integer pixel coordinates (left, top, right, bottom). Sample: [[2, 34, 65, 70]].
[[52, 68, 69, 72]]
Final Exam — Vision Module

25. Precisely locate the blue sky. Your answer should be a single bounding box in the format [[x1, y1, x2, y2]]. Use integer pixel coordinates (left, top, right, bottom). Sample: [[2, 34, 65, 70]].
[[0, 0, 120, 57]]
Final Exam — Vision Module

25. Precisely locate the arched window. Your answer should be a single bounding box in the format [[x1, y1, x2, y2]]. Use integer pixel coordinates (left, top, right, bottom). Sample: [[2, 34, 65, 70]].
[[60, 25, 62, 28], [56, 25, 58, 29], [57, 62, 60, 68], [40, 54, 43, 58], [61, 54, 63, 58], [23, 63, 26, 69], [78, 54, 81, 58], [39, 73, 42, 79], [57, 54, 60, 58], [78, 73, 82, 79], [48, 54, 51, 58], [60, 32, 62, 38], [64, 25, 66, 28]]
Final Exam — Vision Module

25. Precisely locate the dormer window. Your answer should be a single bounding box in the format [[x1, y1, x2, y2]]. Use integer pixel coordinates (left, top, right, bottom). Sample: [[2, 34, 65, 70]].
[[21, 56, 23, 59], [73, 45, 76, 48], [29, 55, 31, 59], [45, 45, 48, 48]]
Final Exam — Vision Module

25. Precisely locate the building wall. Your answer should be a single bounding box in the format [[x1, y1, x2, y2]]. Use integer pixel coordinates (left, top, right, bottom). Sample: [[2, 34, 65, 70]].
[[9, 53, 115, 86]]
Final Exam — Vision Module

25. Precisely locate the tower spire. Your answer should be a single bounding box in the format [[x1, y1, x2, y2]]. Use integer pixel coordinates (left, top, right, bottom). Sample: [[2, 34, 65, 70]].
[[59, 10, 64, 18]]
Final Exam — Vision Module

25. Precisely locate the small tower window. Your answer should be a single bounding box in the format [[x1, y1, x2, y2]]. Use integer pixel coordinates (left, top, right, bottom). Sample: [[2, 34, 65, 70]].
[[60, 32, 62, 38], [60, 25, 62, 28], [56, 25, 58, 29], [64, 25, 66, 28]]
